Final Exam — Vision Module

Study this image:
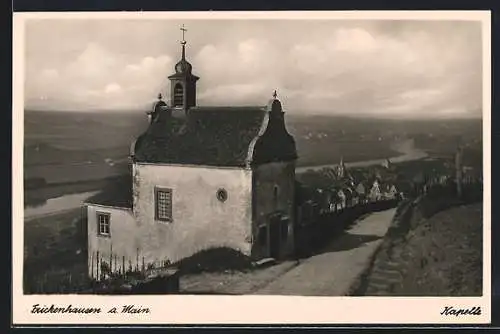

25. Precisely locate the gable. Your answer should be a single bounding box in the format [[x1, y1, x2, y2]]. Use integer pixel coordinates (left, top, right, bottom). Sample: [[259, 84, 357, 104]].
[[250, 111, 298, 165]]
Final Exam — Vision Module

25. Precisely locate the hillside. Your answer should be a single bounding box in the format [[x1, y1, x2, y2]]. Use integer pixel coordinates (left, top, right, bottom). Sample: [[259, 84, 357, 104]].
[[355, 202, 483, 296]]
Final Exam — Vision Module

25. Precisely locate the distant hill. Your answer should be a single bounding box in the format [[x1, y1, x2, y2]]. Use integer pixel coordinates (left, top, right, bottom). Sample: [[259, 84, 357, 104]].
[[22, 110, 482, 184], [24, 109, 148, 151], [24, 142, 130, 167]]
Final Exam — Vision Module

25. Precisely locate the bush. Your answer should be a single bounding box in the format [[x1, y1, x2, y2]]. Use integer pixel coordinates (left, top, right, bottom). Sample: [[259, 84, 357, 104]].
[[173, 247, 254, 275]]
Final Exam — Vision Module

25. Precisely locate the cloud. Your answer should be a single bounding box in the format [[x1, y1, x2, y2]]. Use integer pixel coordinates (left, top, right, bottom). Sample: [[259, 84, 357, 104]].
[[24, 20, 482, 117], [66, 43, 118, 81], [41, 68, 59, 80], [191, 24, 481, 116], [198, 83, 269, 105], [104, 83, 122, 94], [26, 41, 174, 108], [334, 28, 378, 53]]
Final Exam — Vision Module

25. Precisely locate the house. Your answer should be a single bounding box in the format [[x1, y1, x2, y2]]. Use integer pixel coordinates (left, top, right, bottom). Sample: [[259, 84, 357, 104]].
[[381, 158, 392, 169], [439, 175, 449, 185], [322, 167, 338, 181], [383, 184, 398, 200], [368, 179, 382, 202], [84, 29, 298, 280], [342, 186, 355, 207], [317, 187, 336, 213], [337, 189, 346, 210], [462, 167, 480, 185], [348, 186, 360, 206], [356, 182, 367, 204]]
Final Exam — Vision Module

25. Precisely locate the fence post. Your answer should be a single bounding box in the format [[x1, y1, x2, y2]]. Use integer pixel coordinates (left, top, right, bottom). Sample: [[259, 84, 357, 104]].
[[100, 258, 103, 281], [136, 248, 139, 272], [90, 252, 94, 280], [110, 244, 113, 274], [96, 251, 100, 281]]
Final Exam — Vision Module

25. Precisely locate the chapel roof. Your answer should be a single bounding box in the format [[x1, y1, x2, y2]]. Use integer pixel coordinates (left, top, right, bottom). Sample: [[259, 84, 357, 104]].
[[131, 104, 282, 167]]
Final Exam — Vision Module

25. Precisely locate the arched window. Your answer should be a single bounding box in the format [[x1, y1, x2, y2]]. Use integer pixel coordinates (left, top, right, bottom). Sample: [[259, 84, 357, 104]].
[[173, 83, 183, 106]]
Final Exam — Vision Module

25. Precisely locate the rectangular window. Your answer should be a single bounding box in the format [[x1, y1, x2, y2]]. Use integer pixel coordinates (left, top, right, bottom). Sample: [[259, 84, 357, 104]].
[[155, 187, 173, 222], [97, 212, 111, 237]]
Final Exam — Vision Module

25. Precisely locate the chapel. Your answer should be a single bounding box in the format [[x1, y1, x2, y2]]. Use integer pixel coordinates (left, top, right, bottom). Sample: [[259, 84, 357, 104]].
[[85, 26, 298, 279]]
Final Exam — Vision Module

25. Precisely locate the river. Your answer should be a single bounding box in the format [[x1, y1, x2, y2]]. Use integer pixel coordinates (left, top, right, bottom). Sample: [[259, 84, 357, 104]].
[[24, 191, 99, 220], [295, 139, 428, 173], [24, 139, 427, 220]]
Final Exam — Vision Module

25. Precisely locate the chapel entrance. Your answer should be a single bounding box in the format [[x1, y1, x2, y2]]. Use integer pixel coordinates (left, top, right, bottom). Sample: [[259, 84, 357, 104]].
[[269, 216, 281, 259], [268, 212, 290, 260]]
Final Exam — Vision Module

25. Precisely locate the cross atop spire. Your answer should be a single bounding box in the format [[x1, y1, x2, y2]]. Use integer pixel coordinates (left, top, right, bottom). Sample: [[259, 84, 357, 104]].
[[180, 24, 187, 45], [157, 93, 163, 100], [273, 90, 278, 99]]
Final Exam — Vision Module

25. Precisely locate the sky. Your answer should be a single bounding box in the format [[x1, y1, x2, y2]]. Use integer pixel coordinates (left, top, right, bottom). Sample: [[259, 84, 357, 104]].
[[24, 18, 483, 118]]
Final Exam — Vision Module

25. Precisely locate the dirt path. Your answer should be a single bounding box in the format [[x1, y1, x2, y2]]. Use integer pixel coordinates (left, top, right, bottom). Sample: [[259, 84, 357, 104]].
[[253, 208, 397, 296]]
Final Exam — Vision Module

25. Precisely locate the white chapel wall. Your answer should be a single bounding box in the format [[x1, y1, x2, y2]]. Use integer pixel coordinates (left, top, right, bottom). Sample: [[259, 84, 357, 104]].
[[86, 204, 136, 279], [132, 163, 253, 265]]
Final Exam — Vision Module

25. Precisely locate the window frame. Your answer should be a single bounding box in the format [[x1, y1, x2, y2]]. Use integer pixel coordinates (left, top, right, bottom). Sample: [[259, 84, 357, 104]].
[[173, 83, 184, 107], [155, 186, 173, 223], [96, 211, 111, 237]]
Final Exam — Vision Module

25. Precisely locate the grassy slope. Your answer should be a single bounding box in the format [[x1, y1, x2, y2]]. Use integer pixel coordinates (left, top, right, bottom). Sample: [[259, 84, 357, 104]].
[[23, 209, 89, 293], [357, 201, 483, 297], [395, 203, 483, 296]]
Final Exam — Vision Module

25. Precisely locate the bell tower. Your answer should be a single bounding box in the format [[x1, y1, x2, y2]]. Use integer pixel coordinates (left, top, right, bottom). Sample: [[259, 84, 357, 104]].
[[168, 24, 199, 112]]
